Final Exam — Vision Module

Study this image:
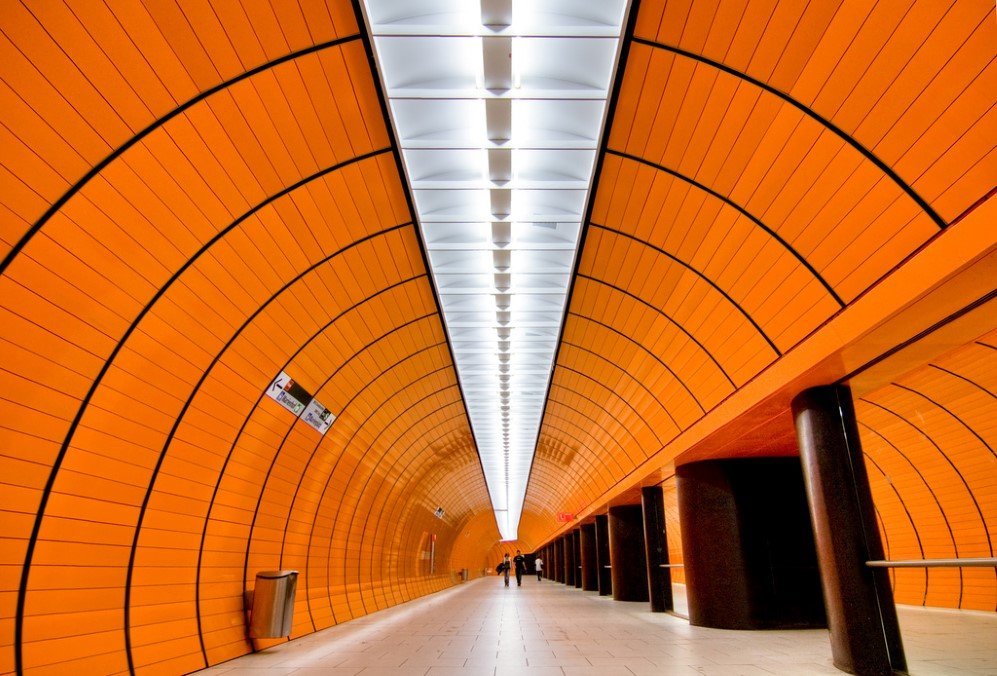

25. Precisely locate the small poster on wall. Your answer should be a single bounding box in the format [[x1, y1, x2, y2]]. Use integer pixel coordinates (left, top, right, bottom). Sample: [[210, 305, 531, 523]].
[[301, 399, 335, 435], [266, 371, 310, 415]]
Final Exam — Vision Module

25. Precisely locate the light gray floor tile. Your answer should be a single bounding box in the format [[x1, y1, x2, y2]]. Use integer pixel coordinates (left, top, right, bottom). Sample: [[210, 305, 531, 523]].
[[191, 579, 996, 676]]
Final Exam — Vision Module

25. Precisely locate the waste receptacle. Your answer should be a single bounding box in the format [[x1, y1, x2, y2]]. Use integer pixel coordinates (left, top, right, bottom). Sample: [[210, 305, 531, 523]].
[[249, 570, 298, 638]]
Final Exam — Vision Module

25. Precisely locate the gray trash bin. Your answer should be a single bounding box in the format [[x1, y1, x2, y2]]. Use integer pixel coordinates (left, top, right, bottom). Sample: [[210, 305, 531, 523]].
[[249, 570, 298, 638]]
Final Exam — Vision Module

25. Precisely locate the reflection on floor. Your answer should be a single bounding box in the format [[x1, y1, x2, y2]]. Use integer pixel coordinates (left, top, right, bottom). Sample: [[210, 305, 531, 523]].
[[197, 577, 997, 676]]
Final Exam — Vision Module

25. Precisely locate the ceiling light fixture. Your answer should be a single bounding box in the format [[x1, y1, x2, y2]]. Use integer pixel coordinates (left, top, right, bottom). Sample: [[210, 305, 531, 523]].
[[363, 0, 629, 541]]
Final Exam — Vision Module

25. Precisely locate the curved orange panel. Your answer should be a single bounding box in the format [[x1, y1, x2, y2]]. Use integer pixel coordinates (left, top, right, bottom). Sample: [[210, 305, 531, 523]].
[[450, 511, 502, 577], [0, 2, 493, 673], [860, 333, 996, 611], [526, 0, 996, 613]]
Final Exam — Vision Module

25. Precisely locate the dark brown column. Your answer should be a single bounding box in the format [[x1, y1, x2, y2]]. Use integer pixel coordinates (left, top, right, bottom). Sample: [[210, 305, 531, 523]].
[[595, 514, 612, 596], [557, 538, 566, 584], [642, 485, 672, 612], [572, 529, 582, 588], [793, 385, 906, 675], [678, 461, 750, 627], [677, 458, 825, 630], [608, 504, 649, 602], [579, 524, 598, 591], [564, 532, 576, 587]]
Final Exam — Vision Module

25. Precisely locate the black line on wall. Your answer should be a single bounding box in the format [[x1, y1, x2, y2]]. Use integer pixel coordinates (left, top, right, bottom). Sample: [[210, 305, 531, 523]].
[[0, 34, 363, 279], [266, 356, 451, 628], [123, 252, 422, 671], [862, 397, 992, 559], [542, 415, 631, 482], [927, 365, 996, 399], [349, 401, 470, 612], [196, 311, 438, 656], [543, 393, 643, 461], [557, 340, 681, 436], [359, 415, 479, 603], [281, 369, 451, 584], [320, 405, 467, 618], [533, 423, 618, 496], [567, 311, 707, 416], [605, 149, 844, 306], [862, 450, 928, 605], [588, 223, 782, 354], [893, 383, 995, 459], [839, 289, 997, 385], [630, 37, 947, 230], [555, 356, 666, 446], [12, 150, 393, 676], [576, 274, 737, 388]]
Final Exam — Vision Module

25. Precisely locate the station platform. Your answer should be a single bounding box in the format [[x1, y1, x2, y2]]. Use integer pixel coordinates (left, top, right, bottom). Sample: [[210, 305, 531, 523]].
[[197, 577, 997, 676]]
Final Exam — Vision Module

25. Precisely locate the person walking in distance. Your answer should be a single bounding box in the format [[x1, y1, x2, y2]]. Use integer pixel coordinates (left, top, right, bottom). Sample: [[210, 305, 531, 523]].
[[513, 550, 527, 587], [534, 554, 543, 581], [501, 553, 511, 587]]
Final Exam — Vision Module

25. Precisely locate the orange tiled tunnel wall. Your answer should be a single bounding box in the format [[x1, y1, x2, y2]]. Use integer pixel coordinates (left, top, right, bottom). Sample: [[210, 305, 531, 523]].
[[860, 335, 996, 611], [650, 337, 997, 609], [0, 2, 498, 674], [520, 0, 995, 610], [0, 1, 995, 674]]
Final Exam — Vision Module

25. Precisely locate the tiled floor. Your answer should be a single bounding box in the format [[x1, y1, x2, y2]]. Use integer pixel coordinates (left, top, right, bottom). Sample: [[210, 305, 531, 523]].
[[196, 578, 997, 676]]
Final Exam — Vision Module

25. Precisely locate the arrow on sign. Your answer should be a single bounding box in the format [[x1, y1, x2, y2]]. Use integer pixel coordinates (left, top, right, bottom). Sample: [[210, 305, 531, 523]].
[[269, 373, 288, 396]]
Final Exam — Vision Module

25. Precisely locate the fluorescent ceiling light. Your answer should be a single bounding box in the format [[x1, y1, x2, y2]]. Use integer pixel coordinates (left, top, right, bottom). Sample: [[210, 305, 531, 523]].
[[363, 0, 628, 541]]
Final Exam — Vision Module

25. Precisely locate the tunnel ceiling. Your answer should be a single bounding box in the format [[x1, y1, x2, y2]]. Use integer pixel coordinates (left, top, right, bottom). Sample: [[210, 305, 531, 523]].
[[523, 0, 995, 536], [361, 0, 629, 541]]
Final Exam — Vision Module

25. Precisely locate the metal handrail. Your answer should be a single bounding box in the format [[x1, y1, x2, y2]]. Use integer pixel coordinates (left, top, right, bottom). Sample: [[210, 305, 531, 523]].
[[590, 560, 994, 572], [866, 558, 997, 568]]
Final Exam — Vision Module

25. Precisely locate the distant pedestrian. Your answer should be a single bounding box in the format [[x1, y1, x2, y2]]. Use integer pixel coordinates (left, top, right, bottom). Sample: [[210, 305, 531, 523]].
[[513, 550, 526, 587], [534, 555, 543, 581], [501, 553, 511, 587]]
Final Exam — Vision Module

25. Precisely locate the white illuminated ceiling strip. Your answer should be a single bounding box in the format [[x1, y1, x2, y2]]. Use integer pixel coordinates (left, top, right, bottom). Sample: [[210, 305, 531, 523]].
[[363, 0, 628, 541]]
